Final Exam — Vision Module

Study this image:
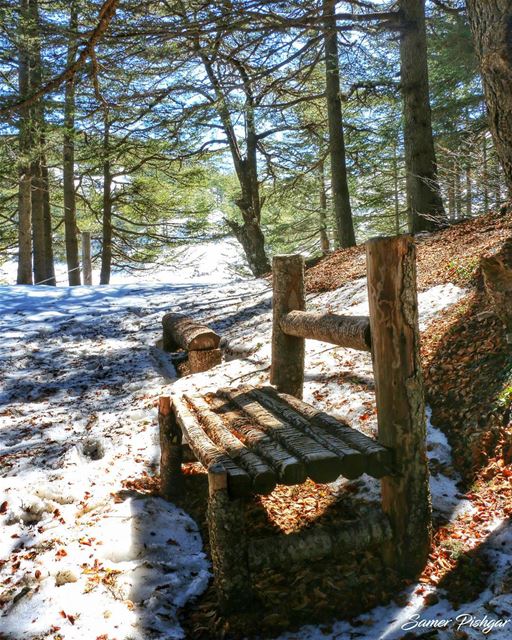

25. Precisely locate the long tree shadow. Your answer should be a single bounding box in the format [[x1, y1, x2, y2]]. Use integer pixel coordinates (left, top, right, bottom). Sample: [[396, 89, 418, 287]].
[[422, 289, 512, 486]]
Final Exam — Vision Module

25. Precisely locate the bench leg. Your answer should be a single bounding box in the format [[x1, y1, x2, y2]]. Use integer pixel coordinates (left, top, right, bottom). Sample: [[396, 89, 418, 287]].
[[159, 396, 184, 499], [207, 464, 252, 613]]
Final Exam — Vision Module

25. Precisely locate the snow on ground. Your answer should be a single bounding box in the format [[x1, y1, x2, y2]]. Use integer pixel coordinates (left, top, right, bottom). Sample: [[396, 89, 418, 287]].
[[0, 238, 250, 287], [1, 247, 509, 639]]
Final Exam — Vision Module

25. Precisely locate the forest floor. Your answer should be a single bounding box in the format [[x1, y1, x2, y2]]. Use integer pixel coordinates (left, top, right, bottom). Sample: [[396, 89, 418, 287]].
[[0, 212, 512, 640]]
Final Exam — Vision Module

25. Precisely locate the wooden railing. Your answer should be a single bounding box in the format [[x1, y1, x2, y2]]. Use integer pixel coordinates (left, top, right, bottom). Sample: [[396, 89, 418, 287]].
[[270, 235, 432, 577]]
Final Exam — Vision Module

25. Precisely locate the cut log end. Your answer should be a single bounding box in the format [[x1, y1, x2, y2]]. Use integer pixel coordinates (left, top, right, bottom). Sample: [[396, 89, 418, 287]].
[[162, 312, 220, 352], [188, 348, 222, 373]]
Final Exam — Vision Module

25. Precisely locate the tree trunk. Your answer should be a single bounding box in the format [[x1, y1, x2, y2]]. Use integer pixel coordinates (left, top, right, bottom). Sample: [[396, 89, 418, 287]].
[[393, 142, 401, 234], [41, 151, 56, 285], [28, 0, 54, 285], [186, 394, 277, 494], [483, 133, 490, 213], [466, 162, 473, 217], [81, 232, 92, 285], [197, 48, 270, 277], [448, 161, 455, 220], [100, 112, 112, 285], [31, 157, 46, 284], [63, 1, 80, 286], [220, 387, 343, 484], [323, 0, 356, 248], [16, 0, 32, 285], [466, 1, 512, 193], [399, 0, 446, 232], [318, 159, 330, 254], [455, 159, 462, 219]]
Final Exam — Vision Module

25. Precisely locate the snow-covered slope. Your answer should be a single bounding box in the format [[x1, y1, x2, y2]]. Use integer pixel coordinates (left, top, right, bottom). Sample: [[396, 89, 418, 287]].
[[2, 255, 508, 640]]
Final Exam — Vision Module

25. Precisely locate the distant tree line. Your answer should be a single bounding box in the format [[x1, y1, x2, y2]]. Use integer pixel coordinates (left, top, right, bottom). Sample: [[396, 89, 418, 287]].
[[0, 0, 510, 283]]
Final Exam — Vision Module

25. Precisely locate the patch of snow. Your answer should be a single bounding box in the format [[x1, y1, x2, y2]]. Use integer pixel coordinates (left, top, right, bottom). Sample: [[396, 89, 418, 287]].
[[1, 253, 495, 640]]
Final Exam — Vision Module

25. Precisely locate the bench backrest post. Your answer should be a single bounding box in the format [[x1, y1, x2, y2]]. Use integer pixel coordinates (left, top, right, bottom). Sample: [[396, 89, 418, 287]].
[[366, 235, 432, 576], [271, 254, 305, 398]]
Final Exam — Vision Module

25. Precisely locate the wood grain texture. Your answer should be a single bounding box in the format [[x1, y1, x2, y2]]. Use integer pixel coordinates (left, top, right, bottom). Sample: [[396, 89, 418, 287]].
[[367, 235, 432, 576], [186, 394, 277, 494], [220, 386, 343, 483], [281, 310, 371, 351], [270, 254, 305, 398], [162, 312, 220, 352], [171, 394, 251, 498]]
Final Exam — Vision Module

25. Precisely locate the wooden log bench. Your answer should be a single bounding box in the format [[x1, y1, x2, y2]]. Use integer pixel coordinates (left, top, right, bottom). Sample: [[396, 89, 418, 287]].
[[159, 384, 394, 612], [161, 312, 222, 374], [158, 234, 433, 612]]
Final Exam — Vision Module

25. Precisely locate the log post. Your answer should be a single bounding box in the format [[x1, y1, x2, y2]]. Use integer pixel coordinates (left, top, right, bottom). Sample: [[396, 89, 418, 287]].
[[159, 396, 184, 500], [366, 235, 432, 577], [207, 463, 252, 613], [271, 254, 305, 398], [81, 232, 92, 285]]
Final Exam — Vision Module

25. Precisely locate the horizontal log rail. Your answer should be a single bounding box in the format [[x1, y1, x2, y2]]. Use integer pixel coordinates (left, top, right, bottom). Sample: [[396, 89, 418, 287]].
[[247, 509, 392, 572], [280, 310, 371, 352]]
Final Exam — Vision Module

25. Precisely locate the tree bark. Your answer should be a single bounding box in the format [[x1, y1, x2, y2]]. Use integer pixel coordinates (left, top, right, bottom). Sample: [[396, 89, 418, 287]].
[[186, 394, 277, 494], [41, 150, 56, 285], [28, 0, 54, 285], [483, 133, 490, 213], [399, 0, 446, 232], [100, 111, 112, 285], [63, 1, 81, 286], [159, 396, 184, 500], [208, 395, 307, 486], [251, 386, 365, 479], [466, 162, 473, 217], [318, 159, 330, 254], [162, 313, 220, 351], [247, 509, 392, 572], [323, 0, 356, 248], [219, 387, 343, 483], [270, 254, 305, 398], [81, 232, 92, 285], [366, 235, 432, 577], [207, 464, 253, 613], [28, 0, 46, 284], [197, 48, 270, 276], [16, 0, 33, 285], [466, 0, 512, 193], [280, 310, 371, 351], [172, 394, 252, 498], [261, 386, 393, 479]]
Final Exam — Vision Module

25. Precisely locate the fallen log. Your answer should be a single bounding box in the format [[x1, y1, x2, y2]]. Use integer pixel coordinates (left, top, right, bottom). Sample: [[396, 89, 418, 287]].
[[261, 386, 393, 479], [220, 387, 344, 483], [209, 395, 307, 485], [247, 508, 392, 571], [280, 311, 371, 352], [185, 394, 277, 494], [171, 394, 251, 498], [162, 312, 220, 352]]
